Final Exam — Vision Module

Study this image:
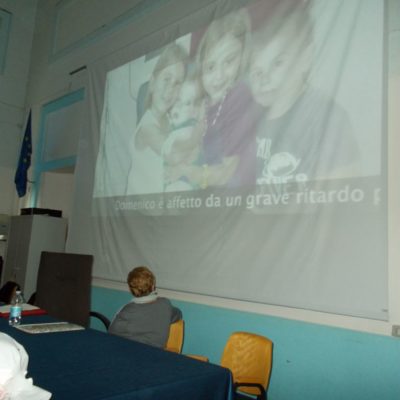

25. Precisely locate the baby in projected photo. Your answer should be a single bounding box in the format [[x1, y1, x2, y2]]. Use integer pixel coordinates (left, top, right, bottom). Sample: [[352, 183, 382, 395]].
[[163, 66, 205, 192], [248, 0, 360, 185]]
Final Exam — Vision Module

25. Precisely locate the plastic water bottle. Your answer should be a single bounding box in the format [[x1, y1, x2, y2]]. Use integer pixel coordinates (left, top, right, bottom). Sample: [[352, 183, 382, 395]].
[[8, 290, 24, 326]]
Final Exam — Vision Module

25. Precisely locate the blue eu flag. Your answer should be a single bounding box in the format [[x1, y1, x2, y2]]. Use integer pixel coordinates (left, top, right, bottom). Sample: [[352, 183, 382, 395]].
[[14, 110, 32, 197]]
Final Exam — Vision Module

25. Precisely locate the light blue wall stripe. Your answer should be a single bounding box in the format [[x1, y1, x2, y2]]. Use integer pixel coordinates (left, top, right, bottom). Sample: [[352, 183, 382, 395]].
[[31, 88, 84, 207], [39, 156, 77, 171], [91, 285, 400, 400]]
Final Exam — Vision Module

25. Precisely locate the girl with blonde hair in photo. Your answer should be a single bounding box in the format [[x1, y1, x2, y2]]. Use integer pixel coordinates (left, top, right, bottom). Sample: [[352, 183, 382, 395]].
[[168, 8, 263, 189]]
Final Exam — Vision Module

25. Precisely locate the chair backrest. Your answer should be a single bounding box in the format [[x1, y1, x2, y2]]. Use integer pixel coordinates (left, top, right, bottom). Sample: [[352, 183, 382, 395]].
[[165, 319, 184, 353], [220, 331, 273, 397], [35, 251, 93, 327]]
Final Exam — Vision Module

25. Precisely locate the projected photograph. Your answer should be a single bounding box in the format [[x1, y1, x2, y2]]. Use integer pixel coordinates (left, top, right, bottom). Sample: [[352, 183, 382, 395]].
[[94, 0, 382, 202], [79, 0, 387, 321]]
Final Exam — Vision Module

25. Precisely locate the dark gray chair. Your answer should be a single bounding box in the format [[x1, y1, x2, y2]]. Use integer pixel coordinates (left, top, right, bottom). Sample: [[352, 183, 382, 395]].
[[33, 251, 109, 328]]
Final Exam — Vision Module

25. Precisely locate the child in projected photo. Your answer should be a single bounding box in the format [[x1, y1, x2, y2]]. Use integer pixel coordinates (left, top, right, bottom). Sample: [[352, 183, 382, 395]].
[[167, 8, 263, 190], [162, 64, 206, 192], [248, 0, 360, 185], [125, 43, 188, 196], [108, 266, 182, 348]]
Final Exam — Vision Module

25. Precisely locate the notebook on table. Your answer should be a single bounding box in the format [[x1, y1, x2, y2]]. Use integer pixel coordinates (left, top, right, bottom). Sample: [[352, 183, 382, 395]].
[[14, 322, 84, 334], [0, 304, 47, 318]]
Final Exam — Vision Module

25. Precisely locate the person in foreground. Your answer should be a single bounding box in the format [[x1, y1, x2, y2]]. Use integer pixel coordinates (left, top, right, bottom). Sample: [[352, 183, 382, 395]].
[[108, 266, 182, 348], [0, 332, 51, 400]]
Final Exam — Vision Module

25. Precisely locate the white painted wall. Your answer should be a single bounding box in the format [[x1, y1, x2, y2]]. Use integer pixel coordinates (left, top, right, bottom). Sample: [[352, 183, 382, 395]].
[[0, 0, 399, 335], [0, 0, 37, 215]]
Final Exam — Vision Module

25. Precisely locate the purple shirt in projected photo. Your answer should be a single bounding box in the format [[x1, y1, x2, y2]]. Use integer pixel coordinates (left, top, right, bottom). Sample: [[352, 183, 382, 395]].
[[201, 81, 263, 187]]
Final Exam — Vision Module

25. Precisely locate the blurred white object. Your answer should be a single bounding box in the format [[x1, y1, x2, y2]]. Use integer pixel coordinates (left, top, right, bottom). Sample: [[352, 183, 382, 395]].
[[0, 333, 51, 400]]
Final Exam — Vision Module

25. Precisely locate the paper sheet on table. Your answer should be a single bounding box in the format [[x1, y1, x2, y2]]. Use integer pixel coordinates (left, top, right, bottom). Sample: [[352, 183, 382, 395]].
[[0, 304, 47, 318]]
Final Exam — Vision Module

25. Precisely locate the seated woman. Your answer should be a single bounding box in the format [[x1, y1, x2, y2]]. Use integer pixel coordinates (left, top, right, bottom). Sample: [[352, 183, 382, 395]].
[[108, 266, 182, 348]]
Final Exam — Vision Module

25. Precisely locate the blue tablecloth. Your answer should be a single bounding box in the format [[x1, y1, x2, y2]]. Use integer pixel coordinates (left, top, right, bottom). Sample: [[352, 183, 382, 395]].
[[1, 316, 232, 400]]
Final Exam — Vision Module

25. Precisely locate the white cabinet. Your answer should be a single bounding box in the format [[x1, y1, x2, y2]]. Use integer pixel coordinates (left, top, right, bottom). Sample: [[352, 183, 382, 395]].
[[2, 215, 67, 300]]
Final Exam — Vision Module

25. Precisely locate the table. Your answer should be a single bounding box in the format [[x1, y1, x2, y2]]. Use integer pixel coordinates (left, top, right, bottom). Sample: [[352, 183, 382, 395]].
[[1, 315, 232, 400]]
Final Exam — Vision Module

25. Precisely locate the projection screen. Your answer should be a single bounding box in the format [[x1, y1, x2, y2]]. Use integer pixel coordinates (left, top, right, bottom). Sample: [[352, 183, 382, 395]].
[[67, 0, 387, 320]]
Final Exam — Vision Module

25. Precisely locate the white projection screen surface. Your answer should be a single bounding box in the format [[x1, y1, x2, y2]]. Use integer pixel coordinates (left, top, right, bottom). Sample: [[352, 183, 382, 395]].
[[68, 0, 388, 320]]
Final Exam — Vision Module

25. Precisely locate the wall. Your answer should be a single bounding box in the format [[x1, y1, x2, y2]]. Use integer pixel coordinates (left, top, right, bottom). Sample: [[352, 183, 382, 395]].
[[39, 171, 75, 219], [0, 0, 37, 215], [0, 1, 400, 399], [92, 285, 400, 400]]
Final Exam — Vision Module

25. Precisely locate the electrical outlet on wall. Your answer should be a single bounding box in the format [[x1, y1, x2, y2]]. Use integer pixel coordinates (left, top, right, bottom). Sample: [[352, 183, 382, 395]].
[[392, 325, 400, 337]]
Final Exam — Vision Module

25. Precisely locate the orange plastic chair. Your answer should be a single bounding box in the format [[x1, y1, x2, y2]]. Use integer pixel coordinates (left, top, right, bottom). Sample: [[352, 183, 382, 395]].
[[220, 332, 273, 400], [187, 354, 209, 362], [165, 319, 184, 353]]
